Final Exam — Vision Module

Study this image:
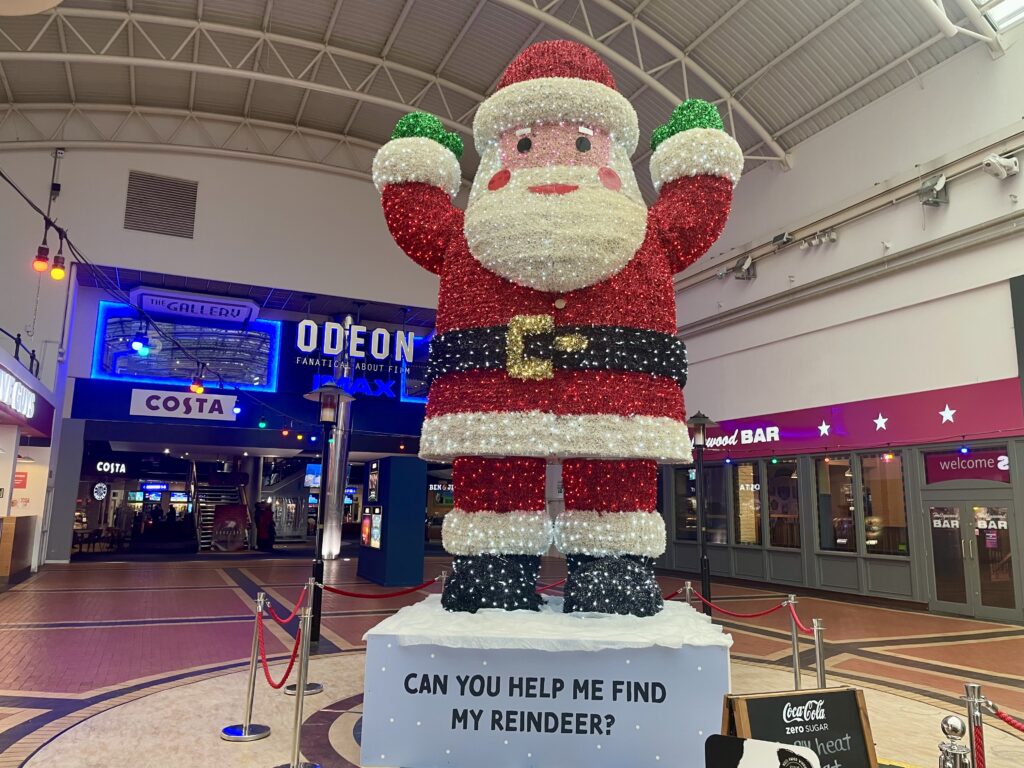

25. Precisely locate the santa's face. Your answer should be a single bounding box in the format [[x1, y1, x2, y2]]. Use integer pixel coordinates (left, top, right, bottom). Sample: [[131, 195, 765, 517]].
[[464, 122, 647, 293]]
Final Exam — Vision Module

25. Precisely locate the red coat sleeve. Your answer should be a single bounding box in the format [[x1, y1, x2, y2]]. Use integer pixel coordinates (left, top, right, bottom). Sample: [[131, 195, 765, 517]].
[[381, 182, 464, 275], [648, 175, 734, 274]]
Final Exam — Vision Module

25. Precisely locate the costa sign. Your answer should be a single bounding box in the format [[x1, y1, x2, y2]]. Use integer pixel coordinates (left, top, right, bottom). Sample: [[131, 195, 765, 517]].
[[129, 389, 238, 422], [95, 461, 127, 474]]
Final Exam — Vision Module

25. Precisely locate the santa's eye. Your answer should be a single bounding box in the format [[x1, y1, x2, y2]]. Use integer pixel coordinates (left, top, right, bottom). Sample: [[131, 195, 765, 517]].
[[576, 136, 591, 152], [516, 136, 533, 153]]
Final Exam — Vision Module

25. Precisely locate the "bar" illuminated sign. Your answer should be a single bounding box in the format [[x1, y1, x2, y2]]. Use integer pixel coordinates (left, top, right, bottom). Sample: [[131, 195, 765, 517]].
[[0, 365, 37, 420]]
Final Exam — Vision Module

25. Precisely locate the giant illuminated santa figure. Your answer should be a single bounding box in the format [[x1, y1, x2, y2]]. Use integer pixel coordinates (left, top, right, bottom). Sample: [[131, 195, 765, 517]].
[[373, 41, 742, 616]]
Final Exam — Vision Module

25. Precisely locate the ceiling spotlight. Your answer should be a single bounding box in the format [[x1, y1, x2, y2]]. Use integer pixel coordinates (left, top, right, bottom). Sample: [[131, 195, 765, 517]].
[[918, 173, 948, 206], [715, 269, 728, 279], [809, 233, 822, 247], [281, 428, 290, 437], [258, 417, 268, 429], [163, 448, 170, 454], [799, 240, 809, 251], [189, 377, 204, 395], [772, 232, 794, 246], [733, 254, 756, 280], [981, 153, 1018, 179], [826, 230, 838, 243], [232, 405, 242, 415]]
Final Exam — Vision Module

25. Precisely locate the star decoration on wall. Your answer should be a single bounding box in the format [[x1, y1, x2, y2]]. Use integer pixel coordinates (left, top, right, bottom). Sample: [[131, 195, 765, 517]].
[[939, 404, 957, 424], [874, 413, 888, 431], [818, 420, 831, 437]]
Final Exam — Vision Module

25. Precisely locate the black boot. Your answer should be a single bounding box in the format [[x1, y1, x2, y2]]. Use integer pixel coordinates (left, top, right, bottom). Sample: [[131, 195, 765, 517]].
[[563, 555, 663, 617], [441, 554, 543, 613]]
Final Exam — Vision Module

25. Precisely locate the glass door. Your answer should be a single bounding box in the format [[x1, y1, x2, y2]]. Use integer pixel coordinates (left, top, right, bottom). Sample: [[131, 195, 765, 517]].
[[926, 502, 1017, 619]]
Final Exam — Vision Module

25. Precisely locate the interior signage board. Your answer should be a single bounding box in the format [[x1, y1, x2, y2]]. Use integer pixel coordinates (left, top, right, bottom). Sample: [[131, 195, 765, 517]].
[[129, 287, 259, 325], [924, 449, 1011, 485], [0, 365, 37, 421], [723, 688, 878, 768], [702, 378, 1024, 459], [129, 389, 238, 421]]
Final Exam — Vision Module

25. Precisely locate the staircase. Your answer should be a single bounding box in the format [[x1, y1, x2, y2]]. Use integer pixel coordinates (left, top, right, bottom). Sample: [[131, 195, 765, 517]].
[[196, 485, 246, 551]]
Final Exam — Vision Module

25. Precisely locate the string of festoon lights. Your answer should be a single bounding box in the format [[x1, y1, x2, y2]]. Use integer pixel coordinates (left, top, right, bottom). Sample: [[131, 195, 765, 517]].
[[0, 162, 320, 435]]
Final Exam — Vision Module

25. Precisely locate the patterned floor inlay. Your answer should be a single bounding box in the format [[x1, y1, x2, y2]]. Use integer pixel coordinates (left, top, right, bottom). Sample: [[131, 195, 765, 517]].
[[0, 556, 1021, 767]]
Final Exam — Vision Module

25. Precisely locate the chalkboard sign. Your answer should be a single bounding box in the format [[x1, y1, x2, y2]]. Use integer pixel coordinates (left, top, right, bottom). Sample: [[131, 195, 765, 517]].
[[723, 688, 878, 768]]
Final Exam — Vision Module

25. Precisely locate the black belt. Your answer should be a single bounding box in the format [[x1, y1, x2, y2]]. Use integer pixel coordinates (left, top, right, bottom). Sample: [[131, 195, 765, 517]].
[[427, 314, 687, 385]]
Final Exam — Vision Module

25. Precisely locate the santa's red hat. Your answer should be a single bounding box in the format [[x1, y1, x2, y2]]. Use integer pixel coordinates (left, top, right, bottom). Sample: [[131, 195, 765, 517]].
[[473, 40, 639, 153]]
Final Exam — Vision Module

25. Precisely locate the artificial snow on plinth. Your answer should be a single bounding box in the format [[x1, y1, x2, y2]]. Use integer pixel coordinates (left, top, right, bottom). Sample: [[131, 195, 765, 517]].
[[361, 595, 731, 768]]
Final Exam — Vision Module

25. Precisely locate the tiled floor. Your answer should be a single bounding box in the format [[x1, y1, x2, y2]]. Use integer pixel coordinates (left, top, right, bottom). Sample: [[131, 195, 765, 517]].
[[0, 555, 1022, 767]]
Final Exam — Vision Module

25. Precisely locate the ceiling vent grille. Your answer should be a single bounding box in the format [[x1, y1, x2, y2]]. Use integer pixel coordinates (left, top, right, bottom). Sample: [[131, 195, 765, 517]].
[[123, 171, 198, 239]]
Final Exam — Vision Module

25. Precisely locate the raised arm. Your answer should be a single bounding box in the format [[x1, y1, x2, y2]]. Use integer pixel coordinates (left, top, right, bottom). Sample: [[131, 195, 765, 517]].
[[646, 100, 744, 274], [372, 113, 465, 275]]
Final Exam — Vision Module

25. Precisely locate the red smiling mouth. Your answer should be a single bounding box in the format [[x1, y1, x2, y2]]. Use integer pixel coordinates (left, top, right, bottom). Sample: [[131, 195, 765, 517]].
[[528, 183, 579, 195]]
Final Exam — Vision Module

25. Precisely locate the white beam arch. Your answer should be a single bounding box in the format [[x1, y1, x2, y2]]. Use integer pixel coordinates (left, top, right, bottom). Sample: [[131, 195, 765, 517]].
[[0, 51, 474, 138], [0, 102, 469, 187]]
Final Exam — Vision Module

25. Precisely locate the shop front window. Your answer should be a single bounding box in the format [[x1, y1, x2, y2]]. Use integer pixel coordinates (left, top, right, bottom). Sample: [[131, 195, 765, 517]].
[[733, 462, 762, 545], [705, 466, 728, 544], [816, 456, 855, 552], [861, 452, 909, 555], [673, 467, 697, 541], [767, 461, 800, 548], [673, 465, 727, 543]]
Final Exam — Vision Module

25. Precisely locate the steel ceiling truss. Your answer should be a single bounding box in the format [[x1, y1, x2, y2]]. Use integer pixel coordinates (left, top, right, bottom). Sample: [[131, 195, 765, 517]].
[[493, 0, 791, 166], [0, 102, 408, 182], [1, 8, 482, 136]]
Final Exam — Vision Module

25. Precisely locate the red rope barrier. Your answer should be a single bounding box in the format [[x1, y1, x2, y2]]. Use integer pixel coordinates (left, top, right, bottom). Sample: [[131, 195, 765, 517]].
[[322, 577, 437, 599], [995, 709, 1024, 735], [256, 614, 302, 690], [265, 587, 307, 625], [688, 588, 788, 619], [787, 602, 814, 635], [536, 578, 566, 593], [974, 724, 986, 768]]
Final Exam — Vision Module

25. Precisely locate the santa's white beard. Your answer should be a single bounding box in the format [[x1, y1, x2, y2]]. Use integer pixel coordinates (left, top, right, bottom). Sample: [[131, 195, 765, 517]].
[[463, 164, 648, 293]]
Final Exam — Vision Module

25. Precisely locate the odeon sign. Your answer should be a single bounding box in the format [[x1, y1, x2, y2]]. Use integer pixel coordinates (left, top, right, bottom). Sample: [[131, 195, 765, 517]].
[[295, 320, 415, 362]]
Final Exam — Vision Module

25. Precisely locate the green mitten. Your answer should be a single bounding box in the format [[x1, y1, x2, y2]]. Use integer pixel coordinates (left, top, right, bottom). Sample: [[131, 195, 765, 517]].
[[391, 112, 464, 159], [650, 99, 725, 152]]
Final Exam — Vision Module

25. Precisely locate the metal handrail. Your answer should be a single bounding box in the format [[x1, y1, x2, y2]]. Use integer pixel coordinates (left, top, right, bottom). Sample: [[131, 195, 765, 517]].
[[0, 326, 41, 377]]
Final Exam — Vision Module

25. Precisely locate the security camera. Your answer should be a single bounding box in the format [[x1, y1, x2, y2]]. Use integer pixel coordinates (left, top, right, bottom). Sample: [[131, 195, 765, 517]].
[[981, 154, 1019, 179]]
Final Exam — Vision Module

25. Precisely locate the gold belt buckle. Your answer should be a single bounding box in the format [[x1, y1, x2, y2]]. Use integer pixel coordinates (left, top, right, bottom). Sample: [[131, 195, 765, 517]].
[[506, 315, 588, 380]]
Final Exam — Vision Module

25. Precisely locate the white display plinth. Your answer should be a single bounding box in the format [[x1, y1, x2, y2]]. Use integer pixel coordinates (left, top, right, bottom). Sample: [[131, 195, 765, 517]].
[[362, 595, 732, 768]]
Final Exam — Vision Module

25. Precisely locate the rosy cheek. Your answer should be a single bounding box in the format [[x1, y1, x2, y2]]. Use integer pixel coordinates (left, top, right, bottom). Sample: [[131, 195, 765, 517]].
[[599, 167, 621, 192], [488, 168, 511, 191]]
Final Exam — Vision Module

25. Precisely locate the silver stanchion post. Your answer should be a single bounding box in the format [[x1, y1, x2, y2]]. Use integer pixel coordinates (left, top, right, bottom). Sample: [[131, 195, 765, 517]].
[[221, 592, 272, 741], [787, 594, 801, 691], [812, 618, 826, 689], [285, 577, 323, 697], [684, 580, 694, 607], [275, 605, 320, 768], [938, 715, 971, 768], [963, 682, 986, 768]]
